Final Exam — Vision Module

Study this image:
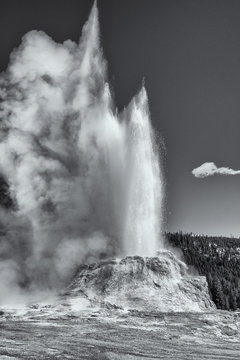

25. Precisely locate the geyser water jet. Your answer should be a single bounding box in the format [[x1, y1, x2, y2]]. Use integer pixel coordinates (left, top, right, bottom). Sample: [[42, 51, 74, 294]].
[[0, 2, 163, 298], [123, 87, 162, 256]]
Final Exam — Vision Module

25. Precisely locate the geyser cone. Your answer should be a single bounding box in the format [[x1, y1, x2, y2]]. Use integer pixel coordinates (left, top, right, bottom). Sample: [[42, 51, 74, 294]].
[[0, 1, 164, 301], [67, 251, 215, 312]]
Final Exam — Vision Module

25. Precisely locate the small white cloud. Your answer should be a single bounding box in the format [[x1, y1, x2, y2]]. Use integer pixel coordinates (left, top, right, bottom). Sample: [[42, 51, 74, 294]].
[[192, 162, 240, 178]]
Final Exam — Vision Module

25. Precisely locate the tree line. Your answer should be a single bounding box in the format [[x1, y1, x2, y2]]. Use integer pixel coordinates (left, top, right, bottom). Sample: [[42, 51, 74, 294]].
[[166, 232, 240, 311]]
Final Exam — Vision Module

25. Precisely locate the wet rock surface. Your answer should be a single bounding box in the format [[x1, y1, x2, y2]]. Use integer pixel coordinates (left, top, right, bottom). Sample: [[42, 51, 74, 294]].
[[0, 308, 240, 359]]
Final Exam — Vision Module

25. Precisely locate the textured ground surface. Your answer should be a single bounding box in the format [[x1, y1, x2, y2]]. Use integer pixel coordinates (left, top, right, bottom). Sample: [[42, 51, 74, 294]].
[[1, 308, 240, 359]]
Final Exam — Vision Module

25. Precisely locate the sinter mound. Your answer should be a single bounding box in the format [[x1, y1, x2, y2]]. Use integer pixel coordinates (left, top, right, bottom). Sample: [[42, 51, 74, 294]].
[[65, 250, 215, 312]]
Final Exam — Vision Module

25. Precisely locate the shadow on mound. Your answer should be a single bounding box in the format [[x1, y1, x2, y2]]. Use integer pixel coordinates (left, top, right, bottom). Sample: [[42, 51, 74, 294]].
[[65, 250, 216, 312]]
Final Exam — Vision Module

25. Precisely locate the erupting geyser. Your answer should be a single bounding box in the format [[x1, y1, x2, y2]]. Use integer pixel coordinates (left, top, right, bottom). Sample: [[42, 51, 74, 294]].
[[123, 89, 162, 256], [0, 2, 163, 299]]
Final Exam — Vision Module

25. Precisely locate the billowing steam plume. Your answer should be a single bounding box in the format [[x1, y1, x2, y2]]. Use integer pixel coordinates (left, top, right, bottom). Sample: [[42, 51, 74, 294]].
[[192, 162, 240, 178], [0, 2, 163, 300]]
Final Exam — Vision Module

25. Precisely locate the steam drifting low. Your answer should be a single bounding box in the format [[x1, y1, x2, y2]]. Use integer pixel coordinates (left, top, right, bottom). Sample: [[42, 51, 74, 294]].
[[192, 162, 240, 178], [0, 2, 163, 299]]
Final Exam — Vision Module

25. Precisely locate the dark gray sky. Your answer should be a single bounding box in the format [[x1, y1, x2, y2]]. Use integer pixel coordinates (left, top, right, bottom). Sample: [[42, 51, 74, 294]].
[[1, 0, 240, 237]]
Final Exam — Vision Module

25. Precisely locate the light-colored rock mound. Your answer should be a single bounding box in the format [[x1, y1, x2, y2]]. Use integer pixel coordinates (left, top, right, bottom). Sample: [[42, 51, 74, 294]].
[[65, 250, 215, 312]]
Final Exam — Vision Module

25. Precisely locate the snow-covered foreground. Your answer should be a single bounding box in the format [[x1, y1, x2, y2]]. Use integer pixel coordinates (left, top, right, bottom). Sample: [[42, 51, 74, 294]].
[[1, 307, 240, 359]]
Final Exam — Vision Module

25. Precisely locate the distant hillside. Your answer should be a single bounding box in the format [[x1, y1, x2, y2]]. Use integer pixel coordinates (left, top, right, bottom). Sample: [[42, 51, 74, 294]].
[[166, 232, 240, 311]]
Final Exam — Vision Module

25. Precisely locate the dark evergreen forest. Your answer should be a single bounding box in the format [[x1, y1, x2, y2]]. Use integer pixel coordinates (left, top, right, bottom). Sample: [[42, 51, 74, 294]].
[[166, 232, 240, 311]]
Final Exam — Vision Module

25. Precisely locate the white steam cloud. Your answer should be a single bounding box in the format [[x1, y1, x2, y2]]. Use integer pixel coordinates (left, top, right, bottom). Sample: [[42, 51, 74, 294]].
[[192, 162, 240, 178], [0, 2, 163, 303]]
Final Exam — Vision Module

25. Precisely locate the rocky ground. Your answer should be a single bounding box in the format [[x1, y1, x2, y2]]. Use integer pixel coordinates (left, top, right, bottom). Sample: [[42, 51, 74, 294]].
[[0, 307, 240, 359]]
